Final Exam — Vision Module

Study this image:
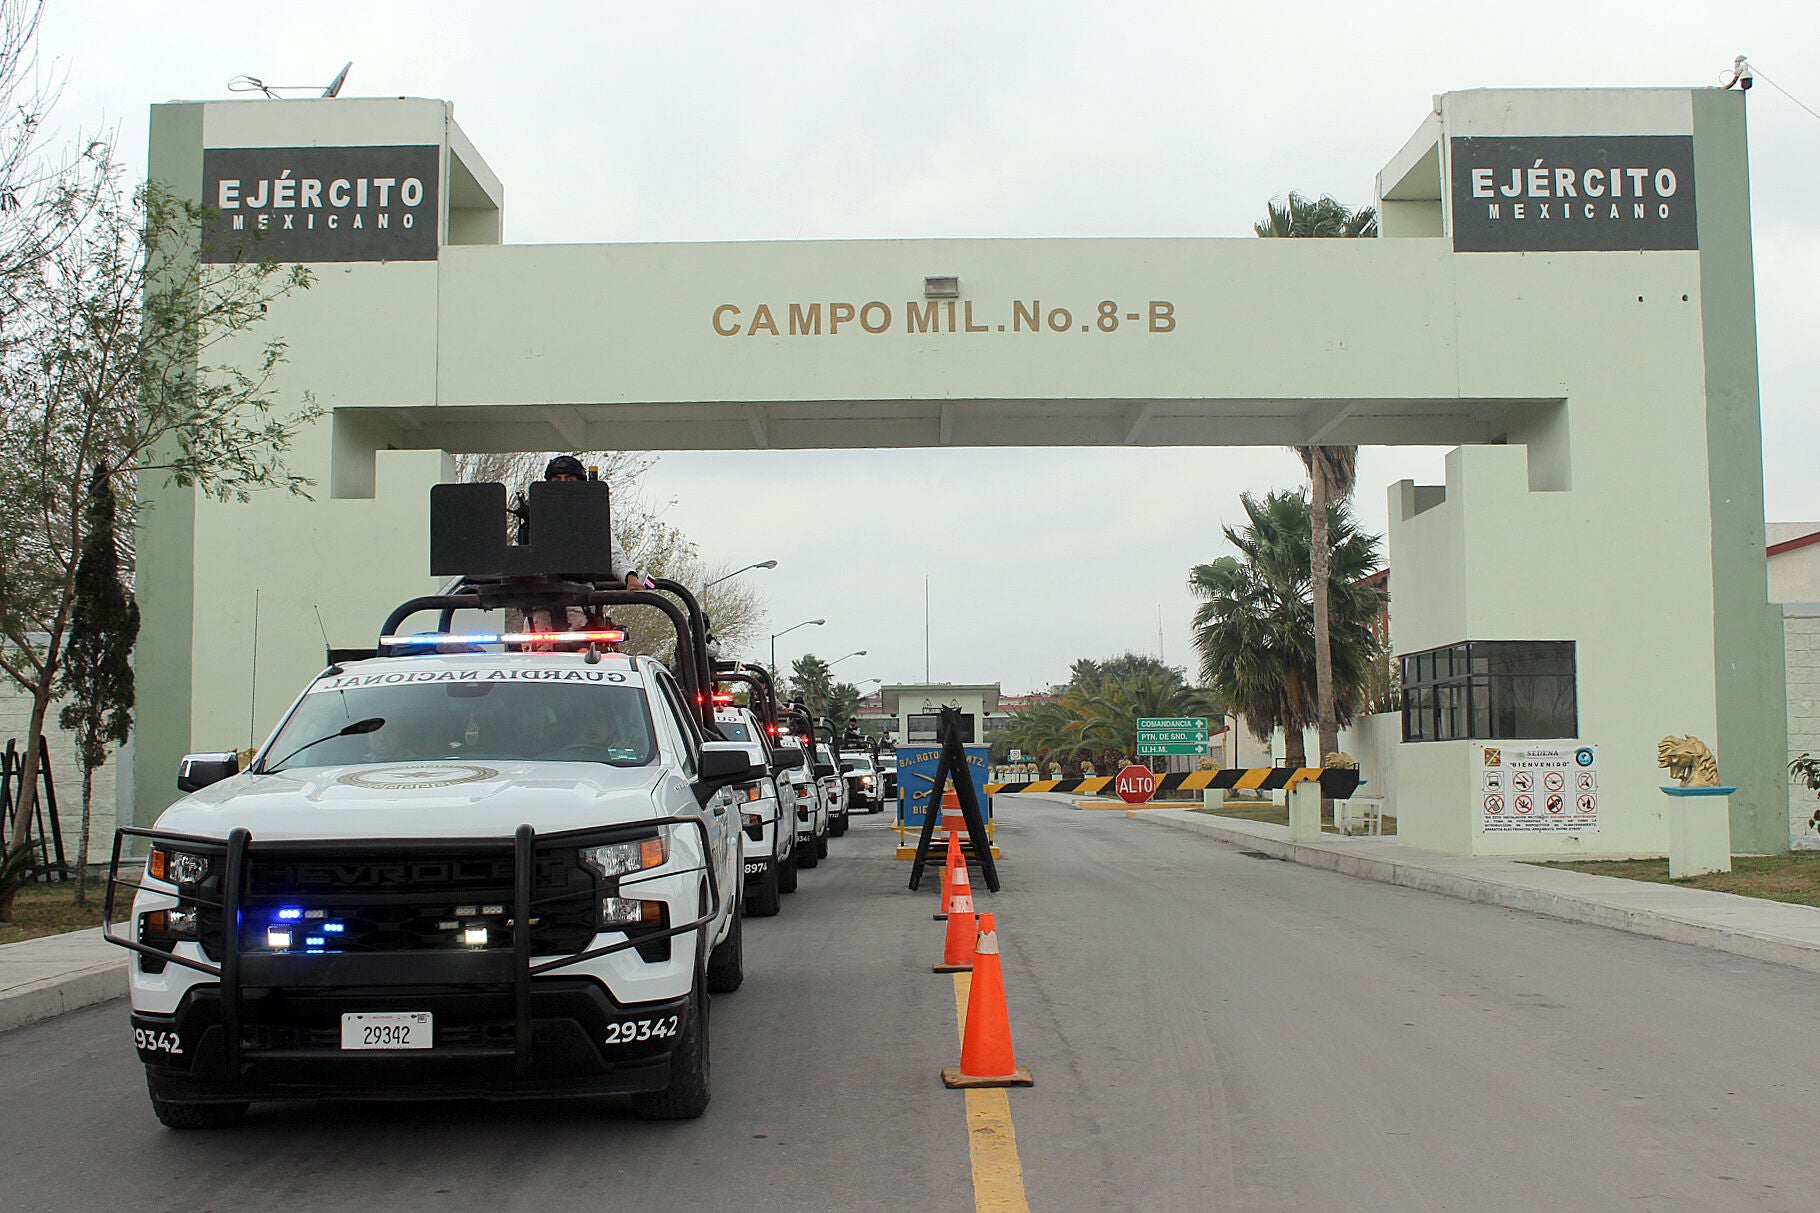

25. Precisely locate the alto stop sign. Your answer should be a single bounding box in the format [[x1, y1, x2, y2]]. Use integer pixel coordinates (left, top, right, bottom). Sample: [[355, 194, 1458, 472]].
[[1115, 764, 1157, 804]]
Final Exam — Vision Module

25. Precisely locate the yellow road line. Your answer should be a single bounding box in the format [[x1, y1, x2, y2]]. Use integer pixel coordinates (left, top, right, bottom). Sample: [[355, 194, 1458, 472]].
[[951, 972, 1032, 1213]]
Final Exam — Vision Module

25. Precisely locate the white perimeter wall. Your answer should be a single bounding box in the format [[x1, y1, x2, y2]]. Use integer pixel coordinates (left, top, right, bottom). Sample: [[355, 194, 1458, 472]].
[[1786, 607, 1820, 849], [0, 680, 121, 866]]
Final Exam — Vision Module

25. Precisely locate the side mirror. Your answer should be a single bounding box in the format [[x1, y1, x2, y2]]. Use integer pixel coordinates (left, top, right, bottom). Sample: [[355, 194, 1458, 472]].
[[178, 752, 240, 793], [813, 763, 836, 778], [700, 740, 764, 786], [771, 745, 805, 771], [839, 763, 855, 774]]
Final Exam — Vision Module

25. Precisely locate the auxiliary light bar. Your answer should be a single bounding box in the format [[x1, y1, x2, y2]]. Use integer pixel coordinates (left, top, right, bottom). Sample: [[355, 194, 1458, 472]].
[[380, 630, 628, 647]]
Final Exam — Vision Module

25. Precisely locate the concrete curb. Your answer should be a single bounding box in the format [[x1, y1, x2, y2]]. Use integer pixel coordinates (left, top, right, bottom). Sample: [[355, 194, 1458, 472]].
[[0, 928, 125, 1034], [1131, 808, 1820, 975], [0, 962, 124, 1033]]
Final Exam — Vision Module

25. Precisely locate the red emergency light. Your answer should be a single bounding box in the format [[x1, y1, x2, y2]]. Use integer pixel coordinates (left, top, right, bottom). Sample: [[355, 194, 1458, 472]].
[[380, 629, 628, 647]]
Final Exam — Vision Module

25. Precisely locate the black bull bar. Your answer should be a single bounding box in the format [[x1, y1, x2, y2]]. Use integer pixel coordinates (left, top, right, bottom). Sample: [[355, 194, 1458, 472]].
[[104, 815, 721, 1075]]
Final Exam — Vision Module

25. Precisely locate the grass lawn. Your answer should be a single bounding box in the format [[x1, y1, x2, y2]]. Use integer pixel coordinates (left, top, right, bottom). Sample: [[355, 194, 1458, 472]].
[[0, 879, 111, 946], [1191, 802, 1398, 836], [1532, 852, 1820, 908]]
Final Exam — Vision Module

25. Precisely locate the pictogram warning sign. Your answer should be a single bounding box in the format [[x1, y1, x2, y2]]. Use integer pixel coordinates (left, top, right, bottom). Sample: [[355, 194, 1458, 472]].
[[1484, 794, 1505, 814], [1482, 743, 1599, 833]]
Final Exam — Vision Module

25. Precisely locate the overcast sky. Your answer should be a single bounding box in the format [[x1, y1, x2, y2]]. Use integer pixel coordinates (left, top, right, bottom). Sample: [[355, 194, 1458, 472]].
[[41, 2, 1820, 693]]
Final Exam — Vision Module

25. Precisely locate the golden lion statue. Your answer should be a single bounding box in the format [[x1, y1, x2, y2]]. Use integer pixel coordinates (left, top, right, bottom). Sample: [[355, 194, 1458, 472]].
[[1322, 751, 1359, 770], [1657, 735, 1720, 787]]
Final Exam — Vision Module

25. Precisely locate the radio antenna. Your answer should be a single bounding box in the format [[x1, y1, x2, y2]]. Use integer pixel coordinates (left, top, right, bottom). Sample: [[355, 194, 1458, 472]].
[[226, 61, 353, 100], [248, 589, 260, 748]]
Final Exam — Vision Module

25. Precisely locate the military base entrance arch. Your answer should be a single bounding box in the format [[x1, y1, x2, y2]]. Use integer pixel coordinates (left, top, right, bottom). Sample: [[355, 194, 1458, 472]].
[[137, 84, 1785, 857]]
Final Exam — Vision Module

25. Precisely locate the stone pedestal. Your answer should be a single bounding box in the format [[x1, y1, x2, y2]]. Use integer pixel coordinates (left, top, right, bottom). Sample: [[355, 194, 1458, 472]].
[[1202, 787, 1225, 811], [1289, 780, 1323, 843], [1661, 785, 1736, 878]]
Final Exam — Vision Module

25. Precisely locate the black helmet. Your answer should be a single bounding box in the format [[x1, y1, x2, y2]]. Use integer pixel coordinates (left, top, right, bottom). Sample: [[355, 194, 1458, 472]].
[[544, 454, 586, 480]]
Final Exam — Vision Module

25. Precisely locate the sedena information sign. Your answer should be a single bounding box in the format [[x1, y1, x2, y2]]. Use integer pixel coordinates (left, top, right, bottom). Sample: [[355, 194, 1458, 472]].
[[1136, 717, 1209, 756]]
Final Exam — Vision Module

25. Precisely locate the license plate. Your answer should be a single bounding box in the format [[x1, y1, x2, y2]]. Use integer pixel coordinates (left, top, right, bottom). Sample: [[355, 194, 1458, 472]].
[[341, 1012, 432, 1050]]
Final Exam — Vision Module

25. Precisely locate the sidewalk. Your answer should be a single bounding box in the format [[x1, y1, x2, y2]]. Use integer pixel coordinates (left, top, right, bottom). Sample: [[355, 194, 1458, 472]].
[[1130, 807, 1820, 975], [0, 927, 123, 1033]]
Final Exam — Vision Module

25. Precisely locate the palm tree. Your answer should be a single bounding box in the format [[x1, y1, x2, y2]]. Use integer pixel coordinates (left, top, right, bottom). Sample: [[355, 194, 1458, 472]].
[[1072, 668, 1221, 770], [1189, 490, 1384, 767], [788, 653, 834, 719], [1253, 192, 1379, 239], [1255, 191, 1377, 766], [824, 681, 862, 737], [1004, 655, 1220, 776]]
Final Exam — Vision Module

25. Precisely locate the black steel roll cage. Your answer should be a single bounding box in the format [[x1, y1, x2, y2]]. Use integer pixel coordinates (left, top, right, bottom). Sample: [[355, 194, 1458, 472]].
[[103, 814, 721, 1075], [713, 661, 780, 730]]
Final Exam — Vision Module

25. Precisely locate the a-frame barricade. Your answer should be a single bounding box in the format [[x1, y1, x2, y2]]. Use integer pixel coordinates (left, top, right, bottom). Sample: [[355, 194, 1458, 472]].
[[907, 706, 1000, 893]]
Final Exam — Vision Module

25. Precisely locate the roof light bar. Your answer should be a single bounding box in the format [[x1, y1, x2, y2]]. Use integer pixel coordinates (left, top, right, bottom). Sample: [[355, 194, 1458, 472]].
[[380, 630, 628, 647]]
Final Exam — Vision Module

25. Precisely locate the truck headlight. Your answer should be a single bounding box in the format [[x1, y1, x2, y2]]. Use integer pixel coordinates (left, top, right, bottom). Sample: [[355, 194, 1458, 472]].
[[861, 776, 875, 787], [147, 846, 213, 887], [140, 907, 199, 943], [600, 898, 662, 925], [579, 837, 667, 878]]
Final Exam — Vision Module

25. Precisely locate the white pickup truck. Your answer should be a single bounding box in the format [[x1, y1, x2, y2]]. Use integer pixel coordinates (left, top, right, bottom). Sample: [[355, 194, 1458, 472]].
[[109, 646, 756, 1127], [713, 705, 799, 915]]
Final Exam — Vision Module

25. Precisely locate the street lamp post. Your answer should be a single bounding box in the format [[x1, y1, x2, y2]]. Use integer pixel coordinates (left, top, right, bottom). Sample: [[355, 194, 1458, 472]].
[[703, 559, 778, 590], [769, 618, 825, 673], [828, 649, 867, 670]]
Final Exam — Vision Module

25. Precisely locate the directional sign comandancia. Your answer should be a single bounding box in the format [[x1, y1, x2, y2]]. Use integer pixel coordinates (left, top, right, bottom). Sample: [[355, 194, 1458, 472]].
[[1136, 717, 1209, 756]]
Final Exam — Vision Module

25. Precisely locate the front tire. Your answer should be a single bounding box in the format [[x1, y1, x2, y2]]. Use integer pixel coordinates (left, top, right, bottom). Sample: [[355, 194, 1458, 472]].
[[830, 813, 848, 838], [628, 979, 710, 1120], [706, 904, 744, 993], [149, 1086, 247, 1131], [778, 843, 799, 893], [744, 858, 781, 917], [815, 829, 829, 859]]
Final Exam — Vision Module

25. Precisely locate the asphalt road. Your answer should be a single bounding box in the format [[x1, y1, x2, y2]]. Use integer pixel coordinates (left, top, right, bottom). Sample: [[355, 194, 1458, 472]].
[[5, 798, 1820, 1212]]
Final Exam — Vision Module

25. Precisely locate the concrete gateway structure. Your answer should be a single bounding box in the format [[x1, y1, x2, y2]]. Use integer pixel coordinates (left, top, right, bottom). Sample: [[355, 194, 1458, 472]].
[[137, 84, 1784, 857]]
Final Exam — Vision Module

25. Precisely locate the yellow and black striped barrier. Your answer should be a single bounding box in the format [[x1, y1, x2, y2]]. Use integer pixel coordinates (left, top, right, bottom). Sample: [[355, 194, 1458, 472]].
[[984, 767, 1362, 800]]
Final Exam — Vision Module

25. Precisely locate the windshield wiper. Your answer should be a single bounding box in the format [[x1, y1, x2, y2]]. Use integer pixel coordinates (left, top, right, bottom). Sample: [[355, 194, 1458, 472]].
[[262, 717, 385, 773]]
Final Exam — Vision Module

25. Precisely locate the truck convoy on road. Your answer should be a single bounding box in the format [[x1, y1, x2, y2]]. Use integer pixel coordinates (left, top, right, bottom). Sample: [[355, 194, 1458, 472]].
[[105, 478, 853, 1128]]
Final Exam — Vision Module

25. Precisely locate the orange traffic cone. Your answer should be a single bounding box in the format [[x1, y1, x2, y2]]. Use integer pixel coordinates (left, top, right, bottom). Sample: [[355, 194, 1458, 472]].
[[941, 914, 1033, 1087], [935, 828, 963, 920], [932, 864, 976, 973]]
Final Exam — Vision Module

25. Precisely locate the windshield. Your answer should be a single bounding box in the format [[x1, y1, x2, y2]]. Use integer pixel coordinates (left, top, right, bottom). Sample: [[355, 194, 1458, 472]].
[[717, 718, 753, 741], [265, 679, 658, 770], [844, 755, 875, 771]]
